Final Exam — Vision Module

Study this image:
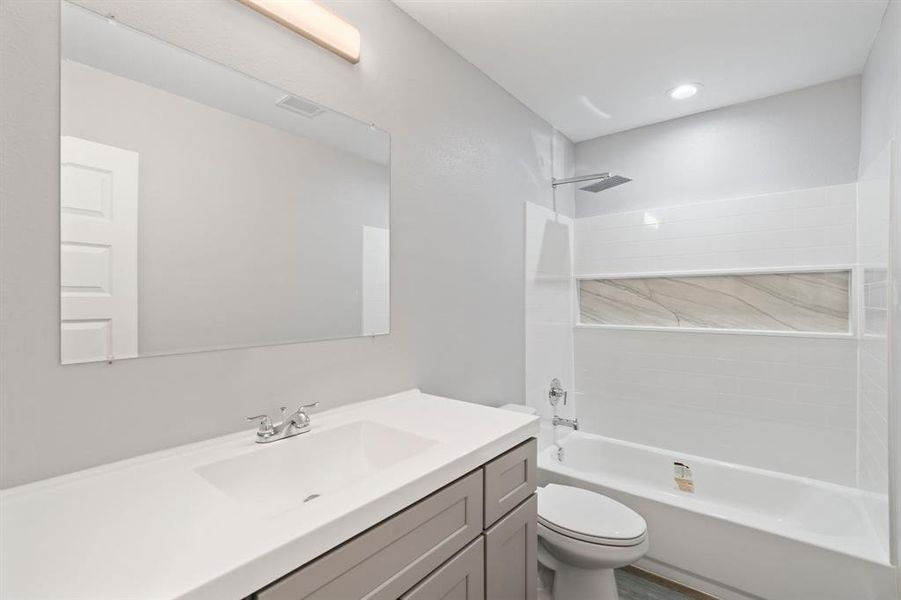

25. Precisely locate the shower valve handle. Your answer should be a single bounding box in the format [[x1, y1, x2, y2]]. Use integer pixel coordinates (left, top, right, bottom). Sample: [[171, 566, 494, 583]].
[[548, 378, 567, 406]]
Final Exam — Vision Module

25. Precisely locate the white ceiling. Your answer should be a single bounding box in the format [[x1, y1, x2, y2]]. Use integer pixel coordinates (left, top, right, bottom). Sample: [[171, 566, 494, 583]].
[[393, 0, 889, 142]]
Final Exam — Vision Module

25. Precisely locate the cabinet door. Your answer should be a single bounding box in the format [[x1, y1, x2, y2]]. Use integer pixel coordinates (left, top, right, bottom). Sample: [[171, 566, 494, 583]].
[[256, 470, 483, 600], [402, 537, 484, 600], [483, 438, 537, 528], [484, 495, 537, 600]]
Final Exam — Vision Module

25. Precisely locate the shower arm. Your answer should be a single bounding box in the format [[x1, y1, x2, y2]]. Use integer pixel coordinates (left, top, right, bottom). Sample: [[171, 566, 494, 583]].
[[551, 172, 610, 188]]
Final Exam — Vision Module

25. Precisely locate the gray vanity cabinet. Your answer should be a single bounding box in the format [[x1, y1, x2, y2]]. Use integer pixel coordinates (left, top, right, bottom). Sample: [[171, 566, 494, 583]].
[[484, 495, 538, 600], [402, 538, 485, 600], [255, 471, 483, 600], [483, 439, 537, 528], [252, 438, 537, 600]]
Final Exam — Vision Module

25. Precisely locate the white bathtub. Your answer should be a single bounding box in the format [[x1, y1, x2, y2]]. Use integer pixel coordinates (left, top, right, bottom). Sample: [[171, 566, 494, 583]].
[[538, 430, 897, 600]]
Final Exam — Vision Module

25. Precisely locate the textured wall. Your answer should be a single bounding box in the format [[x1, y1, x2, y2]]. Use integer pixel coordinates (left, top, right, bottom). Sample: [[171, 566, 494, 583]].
[[0, 0, 559, 487]]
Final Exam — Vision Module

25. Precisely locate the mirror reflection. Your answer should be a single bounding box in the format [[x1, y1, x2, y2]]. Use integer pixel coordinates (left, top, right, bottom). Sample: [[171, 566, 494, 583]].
[[59, 2, 390, 365]]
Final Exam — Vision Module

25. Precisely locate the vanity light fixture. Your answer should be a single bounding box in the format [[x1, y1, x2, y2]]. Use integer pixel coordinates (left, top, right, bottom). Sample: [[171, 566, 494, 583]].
[[667, 82, 702, 100], [238, 0, 361, 64]]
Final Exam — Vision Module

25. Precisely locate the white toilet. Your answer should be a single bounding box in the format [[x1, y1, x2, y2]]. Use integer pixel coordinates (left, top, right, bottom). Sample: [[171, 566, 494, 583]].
[[537, 484, 649, 600], [497, 404, 648, 600]]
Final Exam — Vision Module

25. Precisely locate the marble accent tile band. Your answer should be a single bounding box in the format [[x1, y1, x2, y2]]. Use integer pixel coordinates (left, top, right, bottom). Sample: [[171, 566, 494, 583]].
[[579, 271, 850, 333]]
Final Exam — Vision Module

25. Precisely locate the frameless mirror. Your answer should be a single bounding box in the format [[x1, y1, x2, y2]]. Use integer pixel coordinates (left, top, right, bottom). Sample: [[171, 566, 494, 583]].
[[59, 2, 390, 365]]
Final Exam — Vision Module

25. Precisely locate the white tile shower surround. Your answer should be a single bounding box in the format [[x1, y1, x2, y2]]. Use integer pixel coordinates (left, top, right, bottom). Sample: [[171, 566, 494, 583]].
[[574, 183, 857, 275], [863, 269, 890, 336], [574, 328, 858, 484], [859, 337, 889, 493], [568, 182, 874, 485], [856, 144, 891, 499], [525, 202, 575, 423], [858, 270, 889, 504]]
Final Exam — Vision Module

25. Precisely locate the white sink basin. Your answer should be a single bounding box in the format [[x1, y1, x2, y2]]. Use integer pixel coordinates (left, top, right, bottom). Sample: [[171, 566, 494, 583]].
[[196, 420, 440, 516]]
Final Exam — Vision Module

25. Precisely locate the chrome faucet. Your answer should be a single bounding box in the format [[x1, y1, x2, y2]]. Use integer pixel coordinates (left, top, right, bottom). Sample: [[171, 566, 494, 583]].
[[548, 378, 578, 430], [245, 402, 319, 444], [552, 415, 579, 430]]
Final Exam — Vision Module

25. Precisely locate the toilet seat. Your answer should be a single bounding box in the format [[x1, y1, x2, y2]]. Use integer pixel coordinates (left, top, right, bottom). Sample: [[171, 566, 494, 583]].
[[537, 484, 647, 547]]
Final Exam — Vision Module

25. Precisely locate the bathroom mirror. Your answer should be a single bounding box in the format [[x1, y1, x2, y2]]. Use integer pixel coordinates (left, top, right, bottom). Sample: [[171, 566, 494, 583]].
[[59, 2, 390, 365]]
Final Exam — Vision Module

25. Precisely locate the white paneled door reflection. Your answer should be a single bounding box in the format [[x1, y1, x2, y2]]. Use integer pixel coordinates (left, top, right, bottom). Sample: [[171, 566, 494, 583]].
[[60, 136, 138, 364]]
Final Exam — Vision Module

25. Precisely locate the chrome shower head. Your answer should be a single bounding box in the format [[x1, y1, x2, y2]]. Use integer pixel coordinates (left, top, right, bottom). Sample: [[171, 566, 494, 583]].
[[551, 172, 632, 193], [579, 174, 632, 193]]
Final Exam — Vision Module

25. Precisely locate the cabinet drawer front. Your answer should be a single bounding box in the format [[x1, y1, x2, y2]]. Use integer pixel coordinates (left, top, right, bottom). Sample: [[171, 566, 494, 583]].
[[482, 438, 537, 527], [257, 470, 484, 600], [401, 537, 484, 600], [484, 495, 537, 600]]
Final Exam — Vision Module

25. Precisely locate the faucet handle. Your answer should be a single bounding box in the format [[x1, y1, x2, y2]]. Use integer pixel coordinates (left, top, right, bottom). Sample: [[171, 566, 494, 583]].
[[290, 402, 319, 428], [548, 378, 567, 406], [245, 414, 274, 436]]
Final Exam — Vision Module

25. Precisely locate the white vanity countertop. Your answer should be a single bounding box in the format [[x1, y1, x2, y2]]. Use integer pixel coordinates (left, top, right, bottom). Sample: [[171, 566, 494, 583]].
[[0, 390, 538, 600]]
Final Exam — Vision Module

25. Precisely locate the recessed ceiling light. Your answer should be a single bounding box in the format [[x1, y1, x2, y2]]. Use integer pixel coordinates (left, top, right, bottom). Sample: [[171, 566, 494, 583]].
[[667, 83, 702, 100]]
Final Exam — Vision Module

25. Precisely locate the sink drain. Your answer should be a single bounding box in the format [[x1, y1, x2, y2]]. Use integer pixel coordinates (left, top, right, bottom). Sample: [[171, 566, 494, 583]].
[[303, 494, 321, 503]]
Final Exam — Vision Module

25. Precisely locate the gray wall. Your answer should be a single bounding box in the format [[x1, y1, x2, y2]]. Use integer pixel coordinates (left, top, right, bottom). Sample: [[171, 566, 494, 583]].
[[550, 130, 575, 218], [62, 60, 388, 354], [859, 0, 901, 570], [859, 0, 900, 180], [0, 0, 557, 487], [574, 77, 862, 217]]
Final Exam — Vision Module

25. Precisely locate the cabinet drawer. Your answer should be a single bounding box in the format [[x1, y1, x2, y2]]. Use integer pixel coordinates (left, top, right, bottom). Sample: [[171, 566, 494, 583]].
[[484, 495, 537, 600], [482, 438, 537, 527], [401, 537, 484, 600], [256, 470, 483, 600]]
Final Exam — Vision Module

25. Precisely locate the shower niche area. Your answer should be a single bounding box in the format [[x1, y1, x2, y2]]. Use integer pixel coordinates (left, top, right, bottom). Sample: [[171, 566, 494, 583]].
[[525, 79, 897, 600]]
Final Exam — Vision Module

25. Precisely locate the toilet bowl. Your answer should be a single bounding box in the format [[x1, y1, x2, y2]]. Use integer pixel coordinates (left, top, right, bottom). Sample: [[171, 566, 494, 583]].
[[537, 483, 649, 600]]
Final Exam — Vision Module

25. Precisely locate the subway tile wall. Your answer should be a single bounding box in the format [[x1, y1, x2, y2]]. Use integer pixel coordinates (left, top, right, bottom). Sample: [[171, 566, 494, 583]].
[[857, 144, 891, 495], [574, 328, 858, 483], [525, 202, 575, 424], [574, 183, 857, 275], [572, 184, 861, 484], [859, 335, 889, 491]]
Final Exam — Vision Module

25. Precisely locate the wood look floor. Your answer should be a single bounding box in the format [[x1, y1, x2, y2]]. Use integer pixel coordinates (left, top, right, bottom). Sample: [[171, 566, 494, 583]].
[[616, 567, 720, 600], [537, 565, 720, 600]]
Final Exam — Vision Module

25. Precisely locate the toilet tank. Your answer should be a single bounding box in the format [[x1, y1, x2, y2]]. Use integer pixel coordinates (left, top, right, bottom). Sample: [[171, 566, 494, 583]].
[[499, 403, 539, 415]]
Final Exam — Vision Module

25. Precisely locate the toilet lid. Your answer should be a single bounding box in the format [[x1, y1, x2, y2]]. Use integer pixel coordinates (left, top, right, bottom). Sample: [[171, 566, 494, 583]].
[[537, 484, 647, 546]]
